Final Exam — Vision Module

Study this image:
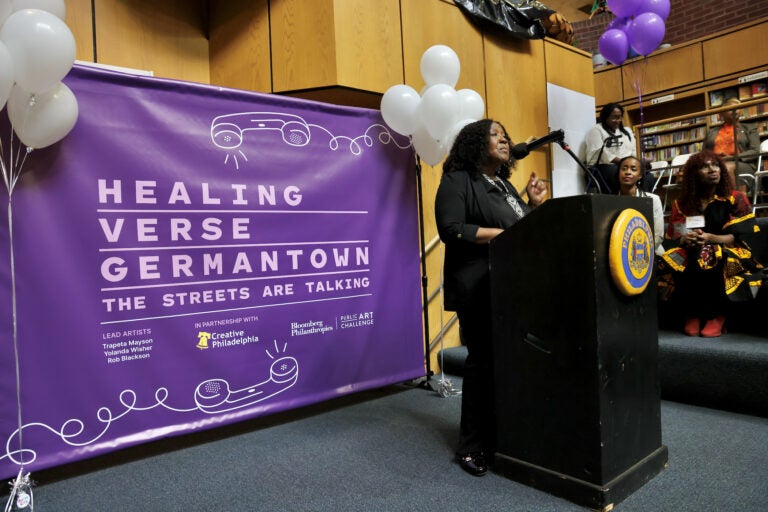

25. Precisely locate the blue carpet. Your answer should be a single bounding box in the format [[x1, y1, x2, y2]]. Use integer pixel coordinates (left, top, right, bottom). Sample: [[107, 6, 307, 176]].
[[25, 382, 768, 511]]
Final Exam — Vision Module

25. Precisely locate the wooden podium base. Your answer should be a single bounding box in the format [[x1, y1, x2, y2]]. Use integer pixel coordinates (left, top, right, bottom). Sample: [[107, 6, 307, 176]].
[[489, 196, 669, 510], [494, 445, 668, 511]]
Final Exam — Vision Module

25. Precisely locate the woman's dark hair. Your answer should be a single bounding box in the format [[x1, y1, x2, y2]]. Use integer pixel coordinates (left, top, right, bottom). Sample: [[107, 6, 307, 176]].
[[442, 119, 515, 180], [598, 102, 632, 139], [677, 150, 732, 215]]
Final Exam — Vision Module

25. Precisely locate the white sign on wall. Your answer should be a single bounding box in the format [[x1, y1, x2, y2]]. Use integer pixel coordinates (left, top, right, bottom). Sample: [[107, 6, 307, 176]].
[[546, 83, 596, 198]]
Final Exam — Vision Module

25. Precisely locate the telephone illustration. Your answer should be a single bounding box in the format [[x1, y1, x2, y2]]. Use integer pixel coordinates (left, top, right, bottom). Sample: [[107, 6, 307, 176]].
[[194, 356, 299, 414], [210, 112, 311, 150]]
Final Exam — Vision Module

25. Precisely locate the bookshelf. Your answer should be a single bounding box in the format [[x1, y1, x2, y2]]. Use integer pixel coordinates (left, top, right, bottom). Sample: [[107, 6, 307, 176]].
[[708, 72, 768, 107], [707, 70, 768, 138], [639, 117, 706, 163], [634, 84, 768, 165]]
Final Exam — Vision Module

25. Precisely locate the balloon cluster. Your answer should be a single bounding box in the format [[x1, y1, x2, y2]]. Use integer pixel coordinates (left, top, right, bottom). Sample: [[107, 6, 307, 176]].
[[380, 45, 484, 166], [0, 1, 78, 150], [597, 0, 670, 66]]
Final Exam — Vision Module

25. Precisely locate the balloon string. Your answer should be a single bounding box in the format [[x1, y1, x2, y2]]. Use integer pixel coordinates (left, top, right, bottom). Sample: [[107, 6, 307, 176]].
[[3, 112, 34, 512], [10, 138, 25, 195], [7, 132, 13, 194], [11, 149, 31, 193], [628, 58, 648, 161], [7, 194, 24, 466], [0, 143, 8, 192]]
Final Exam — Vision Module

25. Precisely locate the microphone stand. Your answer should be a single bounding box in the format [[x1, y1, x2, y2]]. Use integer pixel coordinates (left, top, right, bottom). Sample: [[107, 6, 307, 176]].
[[526, 129, 604, 194], [413, 156, 433, 384], [555, 137, 604, 194]]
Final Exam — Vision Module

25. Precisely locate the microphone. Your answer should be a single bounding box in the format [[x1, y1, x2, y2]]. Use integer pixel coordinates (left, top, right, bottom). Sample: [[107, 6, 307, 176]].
[[511, 142, 530, 160], [526, 129, 565, 152], [510, 129, 565, 159]]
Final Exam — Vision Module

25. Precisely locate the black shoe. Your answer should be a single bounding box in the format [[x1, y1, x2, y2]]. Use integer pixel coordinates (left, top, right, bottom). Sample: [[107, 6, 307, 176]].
[[458, 452, 488, 476]]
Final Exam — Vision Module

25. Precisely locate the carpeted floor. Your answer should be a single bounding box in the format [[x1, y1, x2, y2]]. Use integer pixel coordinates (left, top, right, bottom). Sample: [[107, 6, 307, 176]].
[[22, 379, 768, 512]]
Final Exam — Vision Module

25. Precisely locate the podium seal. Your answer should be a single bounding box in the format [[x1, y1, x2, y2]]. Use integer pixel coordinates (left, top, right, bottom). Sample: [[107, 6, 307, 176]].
[[609, 208, 654, 296]]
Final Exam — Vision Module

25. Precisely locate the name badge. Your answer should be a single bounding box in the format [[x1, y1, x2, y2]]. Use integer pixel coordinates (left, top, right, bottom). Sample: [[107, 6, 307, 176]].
[[686, 215, 705, 229]]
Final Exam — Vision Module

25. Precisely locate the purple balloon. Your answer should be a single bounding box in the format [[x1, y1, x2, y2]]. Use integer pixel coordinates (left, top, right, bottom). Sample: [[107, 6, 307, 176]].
[[598, 29, 629, 66], [606, 16, 630, 33], [607, 0, 643, 18], [637, 0, 671, 20], [627, 12, 666, 56]]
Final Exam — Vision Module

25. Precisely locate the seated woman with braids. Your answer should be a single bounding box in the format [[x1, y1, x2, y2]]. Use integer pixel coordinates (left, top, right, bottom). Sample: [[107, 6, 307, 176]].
[[659, 150, 764, 338]]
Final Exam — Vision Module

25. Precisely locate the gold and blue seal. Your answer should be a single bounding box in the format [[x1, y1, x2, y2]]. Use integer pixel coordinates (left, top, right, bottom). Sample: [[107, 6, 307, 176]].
[[609, 208, 654, 296]]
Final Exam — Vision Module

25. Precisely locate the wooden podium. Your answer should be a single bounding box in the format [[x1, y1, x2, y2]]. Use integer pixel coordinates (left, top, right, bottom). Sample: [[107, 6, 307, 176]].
[[489, 195, 668, 510]]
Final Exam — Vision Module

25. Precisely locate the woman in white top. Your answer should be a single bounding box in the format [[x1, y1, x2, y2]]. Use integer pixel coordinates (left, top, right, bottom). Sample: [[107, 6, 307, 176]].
[[585, 103, 637, 194], [617, 156, 665, 255]]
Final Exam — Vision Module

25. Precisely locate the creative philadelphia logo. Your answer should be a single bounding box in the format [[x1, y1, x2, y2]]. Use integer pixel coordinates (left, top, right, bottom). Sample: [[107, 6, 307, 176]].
[[196, 331, 212, 349], [195, 330, 259, 350]]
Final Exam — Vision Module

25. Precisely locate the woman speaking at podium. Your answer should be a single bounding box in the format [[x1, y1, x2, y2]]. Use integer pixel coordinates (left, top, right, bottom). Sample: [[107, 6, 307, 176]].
[[435, 119, 546, 476]]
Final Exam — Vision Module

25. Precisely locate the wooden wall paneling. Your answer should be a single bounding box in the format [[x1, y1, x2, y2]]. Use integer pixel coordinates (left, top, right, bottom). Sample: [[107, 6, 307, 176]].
[[270, 0, 336, 91], [702, 21, 768, 80], [625, 92, 706, 125], [621, 44, 703, 100], [421, 163, 441, 257], [94, 0, 209, 83], [544, 39, 593, 97], [333, 0, 403, 93], [426, 256, 449, 356], [484, 35, 548, 192], [400, 0, 485, 98], [399, 0, 485, 221], [209, 0, 272, 93], [422, 162, 448, 361], [594, 67, 623, 107], [66, 0, 95, 62]]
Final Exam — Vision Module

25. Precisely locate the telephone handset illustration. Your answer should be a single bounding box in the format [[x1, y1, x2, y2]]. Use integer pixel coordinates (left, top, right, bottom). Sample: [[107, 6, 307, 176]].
[[194, 356, 299, 414], [211, 112, 311, 150]]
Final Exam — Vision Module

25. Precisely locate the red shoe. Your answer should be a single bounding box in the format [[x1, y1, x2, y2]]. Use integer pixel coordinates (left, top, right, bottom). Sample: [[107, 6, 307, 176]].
[[701, 316, 726, 338], [684, 317, 701, 336]]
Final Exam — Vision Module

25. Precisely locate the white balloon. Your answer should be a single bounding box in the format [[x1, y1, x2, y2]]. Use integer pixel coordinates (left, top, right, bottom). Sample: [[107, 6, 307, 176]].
[[380, 84, 420, 136], [420, 45, 460, 87], [411, 119, 447, 166], [418, 83, 460, 141], [8, 82, 78, 148], [11, 0, 64, 19], [457, 89, 485, 121], [443, 119, 475, 152], [0, 9, 76, 93], [0, 41, 13, 109], [0, 0, 11, 25]]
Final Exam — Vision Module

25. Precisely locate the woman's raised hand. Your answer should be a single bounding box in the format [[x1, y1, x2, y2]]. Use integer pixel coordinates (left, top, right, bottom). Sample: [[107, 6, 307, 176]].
[[526, 172, 547, 206]]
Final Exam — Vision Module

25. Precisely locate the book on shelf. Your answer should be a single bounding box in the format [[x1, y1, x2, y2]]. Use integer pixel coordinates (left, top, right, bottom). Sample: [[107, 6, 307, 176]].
[[710, 90, 724, 107], [753, 82, 767, 97], [738, 85, 752, 100], [641, 117, 705, 134], [643, 141, 703, 163]]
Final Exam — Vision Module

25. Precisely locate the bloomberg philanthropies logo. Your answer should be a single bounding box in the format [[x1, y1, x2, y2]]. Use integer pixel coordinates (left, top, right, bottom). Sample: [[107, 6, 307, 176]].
[[195, 329, 259, 350]]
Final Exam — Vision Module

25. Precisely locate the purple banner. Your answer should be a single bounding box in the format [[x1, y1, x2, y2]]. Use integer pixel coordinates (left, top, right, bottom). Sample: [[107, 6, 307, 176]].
[[0, 65, 424, 477]]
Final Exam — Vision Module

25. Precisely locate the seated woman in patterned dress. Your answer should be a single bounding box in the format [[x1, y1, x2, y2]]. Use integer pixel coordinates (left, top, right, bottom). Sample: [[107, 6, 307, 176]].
[[660, 150, 764, 337]]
